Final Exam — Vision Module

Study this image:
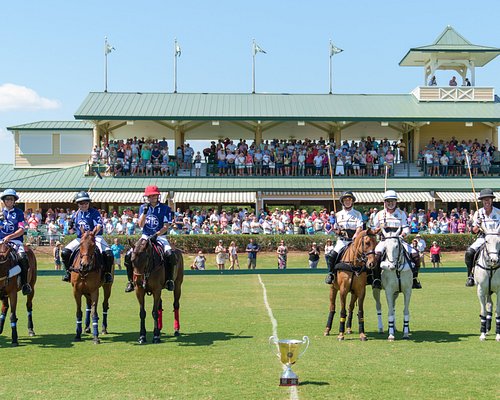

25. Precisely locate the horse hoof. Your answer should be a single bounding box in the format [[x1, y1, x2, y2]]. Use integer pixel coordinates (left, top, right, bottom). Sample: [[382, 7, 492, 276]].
[[496, 334, 500, 342], [388, 335, 395, 342], [323, 330, 330, 337], [93, 337, 100, 345], [346, 329, 352, 335], [479, 334, 487, 341], [360, 336, 368, 341], [337, 336, 345, 341], [174, 330, 180, 337], [378, 329, 384, 334], [153, 336, 161, 344], [402, 336, 410, 340], [11, 342, 19, 347], [74, 336, 82, 342], [84, 327, 91, 334], [28, 330, 35, 337], [101, 329, 108, 335], [138, 336, 147, 344]]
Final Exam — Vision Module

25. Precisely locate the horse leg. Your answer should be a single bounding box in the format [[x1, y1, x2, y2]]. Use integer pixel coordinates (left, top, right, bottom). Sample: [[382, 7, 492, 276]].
[[74, 290, 83, 342], [385, 288, 396, 341], [485, 294, 492, 333], [136, 288, 147, 344], [0, 297, 8, 334], [324, 286, 337, 336], [337, 282, 348, 341], [9, 290, 18, 346], [158, 298, 163, 332], [346, 294, 357, 335], [101, 283, 111, 335], [372, 288, 384, 333], [173, 284, 182, 337], [496, 294, 500, 342], [26, 289, 35, 337], [152, 291, 161, 344], [402, 287, 412, 340], [477, 285, 488, 341], [91, 291, 100, 344], [84, 294, 92, 334], [357, 287, 367, 341]]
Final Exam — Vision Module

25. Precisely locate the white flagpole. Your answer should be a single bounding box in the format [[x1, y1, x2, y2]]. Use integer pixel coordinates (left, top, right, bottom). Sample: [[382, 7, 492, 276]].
[[252, 39, 256, 94], [173, 38, 180, 93], [104, 36, 109, 92], [329, 40, 333, 94]]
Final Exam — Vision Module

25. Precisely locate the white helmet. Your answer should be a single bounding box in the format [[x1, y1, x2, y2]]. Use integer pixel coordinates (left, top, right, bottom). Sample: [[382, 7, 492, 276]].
[[383, 190, 398, 201]]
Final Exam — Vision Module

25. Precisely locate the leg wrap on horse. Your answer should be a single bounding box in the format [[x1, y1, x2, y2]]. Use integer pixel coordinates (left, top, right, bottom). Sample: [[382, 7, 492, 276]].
[[124, 250, 134, 293], [411, 253, 422, 289], [19, 253, 32, 296], [61, 248, 72, 282], [325, 251, 338, 284], [103, 250, 114, 283], [464, 248, 476, 287], [164, 252, 176, 291], [371, 253, 382, 289]]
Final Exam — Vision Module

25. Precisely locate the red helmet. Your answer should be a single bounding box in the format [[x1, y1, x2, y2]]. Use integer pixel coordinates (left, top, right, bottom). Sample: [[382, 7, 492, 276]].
[[144, 185, 161, 197]]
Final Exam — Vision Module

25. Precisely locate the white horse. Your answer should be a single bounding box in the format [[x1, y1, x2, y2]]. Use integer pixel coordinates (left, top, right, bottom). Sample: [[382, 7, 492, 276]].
[[373, 227, 413, 341], [474, 225, 500, 341]]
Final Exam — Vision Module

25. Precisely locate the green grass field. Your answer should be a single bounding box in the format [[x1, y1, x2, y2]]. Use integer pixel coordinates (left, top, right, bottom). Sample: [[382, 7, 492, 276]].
[[0, 250, 498, 400]]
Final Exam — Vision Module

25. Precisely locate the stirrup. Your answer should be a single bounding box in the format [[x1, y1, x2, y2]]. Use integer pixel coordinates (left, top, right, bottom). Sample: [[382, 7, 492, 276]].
[[165, 280, 175, 291], [22, 284, 32, 296], [324, 273, 335, 285], [62, 272, 71, 282], [104, 273, 113, 284], [465, 276, 475, 287], [372, 279, 382, 289], [125, 281, 135, 293]]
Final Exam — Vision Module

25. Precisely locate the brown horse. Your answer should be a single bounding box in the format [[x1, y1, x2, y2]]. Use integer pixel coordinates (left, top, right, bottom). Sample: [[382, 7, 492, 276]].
[[324, 229, 377, 340], [129, 238, 184, 344], [0, 242, 37, 346], [70, 231, 113, 344]]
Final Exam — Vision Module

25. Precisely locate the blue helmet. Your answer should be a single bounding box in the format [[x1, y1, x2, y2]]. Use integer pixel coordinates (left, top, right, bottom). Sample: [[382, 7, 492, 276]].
[[74, 191, 91, 203], [1, 189, 19, 201]]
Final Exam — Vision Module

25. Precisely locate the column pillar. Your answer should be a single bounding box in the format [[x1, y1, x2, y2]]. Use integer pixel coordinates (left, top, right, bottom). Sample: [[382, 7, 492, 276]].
[[492, 125, 498, 148], [327, 126, 334, 142], [174, 125, 184, 149], [413, 126, 420, 161], [92, 124, 101, 147], [255, 123, 262, 145], [334, 125, 341, 147]]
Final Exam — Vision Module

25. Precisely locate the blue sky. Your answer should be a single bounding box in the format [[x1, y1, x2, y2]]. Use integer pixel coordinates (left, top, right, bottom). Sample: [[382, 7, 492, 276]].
[[2, 0, 500, 163]]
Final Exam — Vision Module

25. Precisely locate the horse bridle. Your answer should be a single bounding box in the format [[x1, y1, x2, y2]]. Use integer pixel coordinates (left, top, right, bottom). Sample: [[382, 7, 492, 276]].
[[354, 232, 376, 267], [479, 232, 500, 269], [384, 235, 405, 271]]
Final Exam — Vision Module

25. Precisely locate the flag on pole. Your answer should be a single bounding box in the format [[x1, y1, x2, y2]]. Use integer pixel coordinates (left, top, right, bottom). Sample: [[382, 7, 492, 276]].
[[105, 40, 115, 55], [253, 41, 267, 56], [175, 42, 181, 57], [330, 42, 343, 57]]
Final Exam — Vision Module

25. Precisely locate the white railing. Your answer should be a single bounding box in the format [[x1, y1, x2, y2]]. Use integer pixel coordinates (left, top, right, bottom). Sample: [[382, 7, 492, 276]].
[[412, 86, 495, 102]]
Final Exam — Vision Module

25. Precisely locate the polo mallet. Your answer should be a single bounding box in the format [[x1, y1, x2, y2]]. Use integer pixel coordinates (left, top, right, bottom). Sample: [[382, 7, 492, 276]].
[[87, 168, 103, 194], [463, 149, 479, 212], [326, 145, 337, 214], [384, 163, 389, 193]]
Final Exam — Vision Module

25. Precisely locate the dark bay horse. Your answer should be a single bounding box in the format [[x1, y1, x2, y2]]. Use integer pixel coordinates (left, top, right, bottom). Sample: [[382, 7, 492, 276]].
[[129, 238, 184, 344], [0, 242, 37, 346], [70, 231, 113, 344], [324, 229, 377, 340]]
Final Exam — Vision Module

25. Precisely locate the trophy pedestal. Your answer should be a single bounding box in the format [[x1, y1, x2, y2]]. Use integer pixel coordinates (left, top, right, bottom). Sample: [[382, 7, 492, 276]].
[[280, 366, 299, 386]]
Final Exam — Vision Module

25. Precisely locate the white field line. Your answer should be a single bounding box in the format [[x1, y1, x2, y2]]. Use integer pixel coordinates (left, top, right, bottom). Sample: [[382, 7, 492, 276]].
[[258, 274, 299, 400]]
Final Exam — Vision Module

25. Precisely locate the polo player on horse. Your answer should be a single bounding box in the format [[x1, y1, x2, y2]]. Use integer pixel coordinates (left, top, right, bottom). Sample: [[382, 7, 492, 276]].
[[371, 190, 422, 289], [124, 185, 177, 292], [464, 188, 499, 287], [61, 191, 114, 284], [325, 191, 364, 285], [0, 189, 32, 296]]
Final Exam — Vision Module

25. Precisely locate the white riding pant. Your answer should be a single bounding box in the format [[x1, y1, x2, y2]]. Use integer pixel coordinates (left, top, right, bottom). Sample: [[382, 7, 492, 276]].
[[333, 238, 351, 253], [66, 236, 110, 253], [141, 234, 172, 255], [2, 239, 25, 255], [469, 237, 485, 251]]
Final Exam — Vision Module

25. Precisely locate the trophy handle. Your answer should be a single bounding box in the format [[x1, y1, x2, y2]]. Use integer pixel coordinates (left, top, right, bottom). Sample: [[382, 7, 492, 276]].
[[299, 336, 309, 358], [269, 335, 280, 358]]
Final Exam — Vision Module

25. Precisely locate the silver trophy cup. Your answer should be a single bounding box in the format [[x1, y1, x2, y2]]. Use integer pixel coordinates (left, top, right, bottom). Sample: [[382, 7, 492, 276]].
[[269, 335, 309, 386]]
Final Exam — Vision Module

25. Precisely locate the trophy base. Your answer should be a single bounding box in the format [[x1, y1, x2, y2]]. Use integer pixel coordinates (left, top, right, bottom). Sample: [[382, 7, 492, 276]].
[[280, 377, 299, 386]]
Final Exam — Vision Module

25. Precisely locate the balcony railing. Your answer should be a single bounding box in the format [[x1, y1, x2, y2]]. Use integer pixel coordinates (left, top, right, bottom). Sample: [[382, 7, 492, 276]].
[[412, 86, 495, 102]]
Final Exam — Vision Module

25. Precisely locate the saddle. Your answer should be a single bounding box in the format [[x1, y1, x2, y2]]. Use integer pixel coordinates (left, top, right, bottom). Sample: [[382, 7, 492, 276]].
[[148, 240, 165, 272], [69, 247, 103, 272]]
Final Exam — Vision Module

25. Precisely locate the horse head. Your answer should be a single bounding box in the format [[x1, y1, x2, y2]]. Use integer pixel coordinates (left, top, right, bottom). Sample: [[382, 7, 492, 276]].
[[361, 229, 377, 269], [79, 230, 96, 270], [0, 241, 13, 277], [483, 225, 500, 267], [381, 227, 404, 270], [131, 238, 151, 276]]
